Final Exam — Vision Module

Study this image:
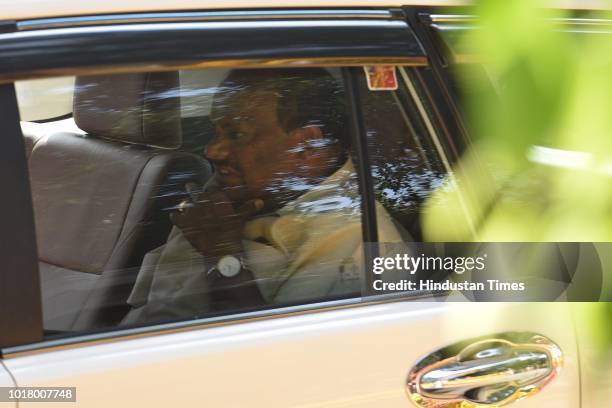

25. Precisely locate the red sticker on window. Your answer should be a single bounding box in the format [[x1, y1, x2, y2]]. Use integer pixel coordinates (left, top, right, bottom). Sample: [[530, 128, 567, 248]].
[[363, 66, 398, 91]]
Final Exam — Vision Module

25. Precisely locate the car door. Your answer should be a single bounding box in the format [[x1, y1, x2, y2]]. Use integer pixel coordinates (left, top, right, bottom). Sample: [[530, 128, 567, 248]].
[[0, 7, 580, 408], [0, 361, 15, 408]]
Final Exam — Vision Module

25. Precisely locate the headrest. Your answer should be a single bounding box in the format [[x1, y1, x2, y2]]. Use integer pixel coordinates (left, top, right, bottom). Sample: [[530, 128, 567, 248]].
[[73, 72, 181, 149]]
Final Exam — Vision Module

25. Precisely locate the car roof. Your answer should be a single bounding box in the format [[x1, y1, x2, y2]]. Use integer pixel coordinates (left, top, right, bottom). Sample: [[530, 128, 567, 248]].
[[4, 1, 456, 21], [3, 0, 609, 22]]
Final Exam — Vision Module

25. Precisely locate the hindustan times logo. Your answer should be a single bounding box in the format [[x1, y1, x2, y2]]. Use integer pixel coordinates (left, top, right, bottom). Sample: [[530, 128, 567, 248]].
[[372, 253, 487, 275]]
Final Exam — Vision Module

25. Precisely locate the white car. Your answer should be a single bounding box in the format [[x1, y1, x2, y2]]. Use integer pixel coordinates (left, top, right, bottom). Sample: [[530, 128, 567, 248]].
[[0, 1, 609, 407]]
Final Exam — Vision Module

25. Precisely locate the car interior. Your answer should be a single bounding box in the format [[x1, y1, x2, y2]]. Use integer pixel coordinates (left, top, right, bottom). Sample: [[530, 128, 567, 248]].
[[17, 67, 441, 336], [20, 70, 222, 334]]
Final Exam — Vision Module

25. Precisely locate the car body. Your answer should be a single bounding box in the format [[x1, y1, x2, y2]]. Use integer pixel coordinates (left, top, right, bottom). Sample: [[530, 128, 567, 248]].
[[0, 1, 609, 408]]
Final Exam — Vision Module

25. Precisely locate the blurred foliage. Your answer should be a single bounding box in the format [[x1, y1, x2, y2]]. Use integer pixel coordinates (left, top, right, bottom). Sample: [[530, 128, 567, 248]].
[[421, 0, 612, 352], [423, 0, 612, 241]]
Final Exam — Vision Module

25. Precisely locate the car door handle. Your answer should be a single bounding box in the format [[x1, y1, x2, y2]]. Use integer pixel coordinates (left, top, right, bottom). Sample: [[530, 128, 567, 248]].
[[407, 333, 563, 407]]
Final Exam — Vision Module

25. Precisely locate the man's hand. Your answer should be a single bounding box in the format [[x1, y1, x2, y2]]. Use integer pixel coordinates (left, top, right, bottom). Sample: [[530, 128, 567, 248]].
[[171, 191, 266, 311], [170, 191, 264, 258]]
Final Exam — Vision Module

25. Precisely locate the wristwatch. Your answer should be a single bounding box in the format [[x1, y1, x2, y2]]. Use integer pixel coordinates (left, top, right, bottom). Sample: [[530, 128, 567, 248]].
[[207, 255, 247, 279]]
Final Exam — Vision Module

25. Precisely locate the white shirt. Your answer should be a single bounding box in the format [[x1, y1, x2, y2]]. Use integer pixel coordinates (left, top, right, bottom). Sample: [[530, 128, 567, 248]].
[[122, 160, 406, 325]]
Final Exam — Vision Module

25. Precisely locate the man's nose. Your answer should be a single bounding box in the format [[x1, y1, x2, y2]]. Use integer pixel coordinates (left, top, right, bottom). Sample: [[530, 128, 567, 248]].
[[205, 134, 231, 161]]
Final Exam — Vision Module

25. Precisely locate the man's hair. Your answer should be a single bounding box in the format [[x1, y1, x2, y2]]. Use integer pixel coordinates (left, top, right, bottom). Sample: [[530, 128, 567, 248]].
[[218, 68, 350, 150]]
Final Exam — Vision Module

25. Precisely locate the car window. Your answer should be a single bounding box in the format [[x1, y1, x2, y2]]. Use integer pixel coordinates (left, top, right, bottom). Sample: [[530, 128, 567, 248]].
[[18, 65, 447, 339], [356, 66, 462, 296], [15, 76, 75, 122], [20, 67, 371, 337], [358, 67, 449, 242]]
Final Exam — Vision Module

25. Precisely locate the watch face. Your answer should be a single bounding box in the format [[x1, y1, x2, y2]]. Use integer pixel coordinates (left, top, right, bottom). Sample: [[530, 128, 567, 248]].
[[217, 255, 242, 278]]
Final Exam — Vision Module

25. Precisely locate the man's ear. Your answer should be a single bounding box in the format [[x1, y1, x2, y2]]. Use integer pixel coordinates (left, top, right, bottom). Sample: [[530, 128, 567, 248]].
[[289, 126, 341, 172], [288, 126, 323, 147]]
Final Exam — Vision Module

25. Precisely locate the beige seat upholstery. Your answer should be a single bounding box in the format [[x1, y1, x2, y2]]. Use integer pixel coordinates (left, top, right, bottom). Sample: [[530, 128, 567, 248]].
[[27, 72, 211, 332], [22, 121, 49, 157]]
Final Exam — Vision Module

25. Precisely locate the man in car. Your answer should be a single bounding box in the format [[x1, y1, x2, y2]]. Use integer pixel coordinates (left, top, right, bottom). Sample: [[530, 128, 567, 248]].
[[122, 68, 405, 325]]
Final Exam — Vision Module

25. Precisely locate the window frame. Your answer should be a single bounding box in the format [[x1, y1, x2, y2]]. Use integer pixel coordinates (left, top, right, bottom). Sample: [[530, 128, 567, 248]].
[[0, 9, 456, 355], [0, 83, 43, 351], [0, 11, 425, 83]]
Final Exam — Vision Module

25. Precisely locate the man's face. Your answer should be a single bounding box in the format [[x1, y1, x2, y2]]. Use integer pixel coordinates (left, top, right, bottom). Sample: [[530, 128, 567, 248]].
[[206, 87, 336, 206]]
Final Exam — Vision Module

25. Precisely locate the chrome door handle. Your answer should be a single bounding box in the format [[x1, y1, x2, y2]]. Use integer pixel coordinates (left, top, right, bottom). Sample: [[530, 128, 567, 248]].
[[407, 333, 563, 407]]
